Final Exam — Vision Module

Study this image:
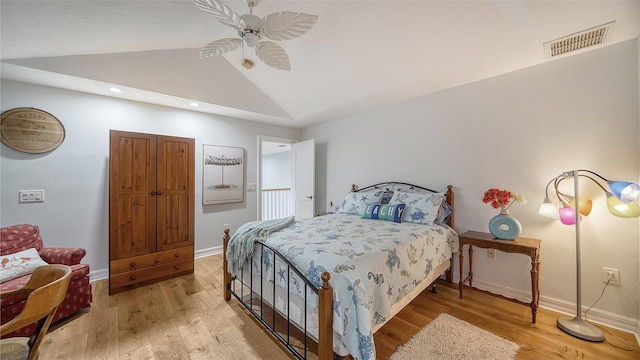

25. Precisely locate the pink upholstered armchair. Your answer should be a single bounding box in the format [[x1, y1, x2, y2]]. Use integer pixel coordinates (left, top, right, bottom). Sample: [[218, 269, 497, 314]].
[[0, 224, 92, 337]]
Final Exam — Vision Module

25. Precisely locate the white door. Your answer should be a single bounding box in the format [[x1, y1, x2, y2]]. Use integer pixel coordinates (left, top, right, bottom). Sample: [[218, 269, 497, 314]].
[[292, 139, 315, 219]]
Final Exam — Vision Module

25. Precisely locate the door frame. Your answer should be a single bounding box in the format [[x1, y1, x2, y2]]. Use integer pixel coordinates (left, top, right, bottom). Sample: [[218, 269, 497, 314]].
[[257, 135, 296, 220]]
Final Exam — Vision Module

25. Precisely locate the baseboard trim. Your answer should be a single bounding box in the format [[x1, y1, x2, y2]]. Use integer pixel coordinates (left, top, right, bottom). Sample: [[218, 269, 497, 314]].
[[196, 245, 222, 258], [90, 268, 109, 282], [454, 274, 639, 335]]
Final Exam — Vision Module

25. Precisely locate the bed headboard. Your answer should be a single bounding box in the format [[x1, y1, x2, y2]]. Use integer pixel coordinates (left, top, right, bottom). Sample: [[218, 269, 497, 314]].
[[351, 182, 454, 228]]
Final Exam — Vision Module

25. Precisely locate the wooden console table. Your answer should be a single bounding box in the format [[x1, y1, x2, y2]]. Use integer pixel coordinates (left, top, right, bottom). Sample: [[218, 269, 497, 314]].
[[458, 230, 541, 323]]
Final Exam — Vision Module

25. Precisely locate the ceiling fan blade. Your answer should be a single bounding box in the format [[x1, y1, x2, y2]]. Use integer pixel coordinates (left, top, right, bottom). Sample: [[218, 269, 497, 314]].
[[200, 38, 242, 57], [255, 41, 291, 71], [192, 0, 243, 30], [262, 11, 318, 41]]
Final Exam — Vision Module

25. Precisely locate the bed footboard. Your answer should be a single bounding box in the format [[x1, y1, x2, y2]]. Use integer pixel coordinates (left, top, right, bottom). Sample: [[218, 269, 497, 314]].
[[223, 228, 334, 360]]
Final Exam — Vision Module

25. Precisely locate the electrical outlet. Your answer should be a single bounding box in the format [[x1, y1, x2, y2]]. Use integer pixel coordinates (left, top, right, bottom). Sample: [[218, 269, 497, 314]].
[[602, 267, 620, 285], [487, 249, 496, 259]]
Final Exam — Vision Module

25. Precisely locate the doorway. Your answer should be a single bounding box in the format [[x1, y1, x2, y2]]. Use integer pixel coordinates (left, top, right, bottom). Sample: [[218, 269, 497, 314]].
[[259, 137, 294, 220], [258, 136, 315, 221]]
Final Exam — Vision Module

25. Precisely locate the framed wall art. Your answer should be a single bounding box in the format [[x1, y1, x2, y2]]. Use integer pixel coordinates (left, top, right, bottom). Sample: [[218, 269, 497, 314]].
[[203, 144, 245, 205], [0, 107, 65, 153]]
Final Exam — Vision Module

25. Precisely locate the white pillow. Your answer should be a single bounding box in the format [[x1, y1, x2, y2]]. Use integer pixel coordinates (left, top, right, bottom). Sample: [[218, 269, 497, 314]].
[[0, 248, 49, 283], [337, 190, 386, 216], [388, 191, 445, 224]]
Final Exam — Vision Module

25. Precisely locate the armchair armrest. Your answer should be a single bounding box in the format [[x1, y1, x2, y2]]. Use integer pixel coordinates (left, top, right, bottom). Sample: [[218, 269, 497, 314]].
[[39, 247, 86, 265]]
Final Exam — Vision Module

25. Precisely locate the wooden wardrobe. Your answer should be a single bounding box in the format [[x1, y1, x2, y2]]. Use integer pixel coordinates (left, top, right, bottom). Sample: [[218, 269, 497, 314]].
[[108, 130, 195, 294]]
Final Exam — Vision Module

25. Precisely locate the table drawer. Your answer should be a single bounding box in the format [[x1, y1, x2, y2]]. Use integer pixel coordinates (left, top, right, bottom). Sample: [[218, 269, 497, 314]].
[[110, 246, 193, 274]]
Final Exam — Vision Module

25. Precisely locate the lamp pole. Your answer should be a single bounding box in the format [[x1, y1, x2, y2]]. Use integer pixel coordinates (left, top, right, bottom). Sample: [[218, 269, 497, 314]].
[[556, 170, 604, 342], [574, 170, 583, 319]]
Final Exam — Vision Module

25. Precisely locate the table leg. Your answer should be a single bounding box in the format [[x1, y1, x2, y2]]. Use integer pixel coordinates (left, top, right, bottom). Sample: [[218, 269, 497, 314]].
[[530, 251, 539, 323], [458, 246, 464, 299], [535, 252, 541, 315], [468, 245, 474, 288], [536, 257, 541, 306]]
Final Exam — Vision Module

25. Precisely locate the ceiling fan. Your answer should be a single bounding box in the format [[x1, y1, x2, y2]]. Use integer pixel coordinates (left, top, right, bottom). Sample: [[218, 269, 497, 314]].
[[192, 0, 318, 71]]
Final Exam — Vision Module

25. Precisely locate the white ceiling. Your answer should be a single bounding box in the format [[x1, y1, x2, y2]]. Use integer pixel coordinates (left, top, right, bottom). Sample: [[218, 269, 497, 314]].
[[2, 1, 639, 129]]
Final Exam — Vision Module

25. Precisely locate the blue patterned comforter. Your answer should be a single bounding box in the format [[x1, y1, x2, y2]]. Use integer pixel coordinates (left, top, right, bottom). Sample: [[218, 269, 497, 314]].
[[239, 213, 458, 360]]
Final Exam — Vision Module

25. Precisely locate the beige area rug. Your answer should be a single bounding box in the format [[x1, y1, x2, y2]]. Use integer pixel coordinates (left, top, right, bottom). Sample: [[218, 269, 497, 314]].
[[390, 313, 520, 360]]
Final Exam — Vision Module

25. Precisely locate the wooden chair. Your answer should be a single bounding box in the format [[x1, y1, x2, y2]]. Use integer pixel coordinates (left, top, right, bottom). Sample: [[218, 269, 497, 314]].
[[0, 265, 72, 360]]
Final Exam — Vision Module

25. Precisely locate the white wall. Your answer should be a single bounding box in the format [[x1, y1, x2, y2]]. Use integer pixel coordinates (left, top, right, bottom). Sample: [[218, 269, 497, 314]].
[[0, 80, 301, 279], [262, 151, 292, 189], [303, 39, 640, 330]]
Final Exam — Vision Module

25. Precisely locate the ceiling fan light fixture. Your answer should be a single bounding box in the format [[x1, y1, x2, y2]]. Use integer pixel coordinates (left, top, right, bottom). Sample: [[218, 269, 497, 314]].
[[242, 30, 262, 47], [193, 0, 317, 71]]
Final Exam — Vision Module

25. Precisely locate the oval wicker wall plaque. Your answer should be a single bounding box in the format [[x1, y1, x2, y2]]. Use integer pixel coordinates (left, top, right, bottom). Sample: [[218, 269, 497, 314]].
[[1, 107, 66, 153]]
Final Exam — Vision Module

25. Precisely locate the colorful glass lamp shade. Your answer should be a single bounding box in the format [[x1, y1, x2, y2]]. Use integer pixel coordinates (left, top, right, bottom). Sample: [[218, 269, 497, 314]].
[[559, 205, 578, 225], [538, 196, 559, 219], [567, 197, 593, 216], [606, 192, 640, 218], [538, 179, 560, 219], [608, 181, 640, 203], [580, 169, 640, 203]]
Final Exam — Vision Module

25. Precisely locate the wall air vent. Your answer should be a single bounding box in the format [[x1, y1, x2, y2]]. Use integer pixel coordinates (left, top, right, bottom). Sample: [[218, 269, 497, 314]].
[[543, 21, 614, 58]]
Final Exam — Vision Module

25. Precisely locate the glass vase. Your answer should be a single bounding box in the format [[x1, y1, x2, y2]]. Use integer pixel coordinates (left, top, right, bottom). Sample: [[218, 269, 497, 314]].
[[488, 209, 522, 240]]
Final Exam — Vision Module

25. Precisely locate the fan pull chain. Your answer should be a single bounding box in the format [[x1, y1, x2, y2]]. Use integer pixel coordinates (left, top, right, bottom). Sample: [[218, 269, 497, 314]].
[[241, 39, 253, 69]]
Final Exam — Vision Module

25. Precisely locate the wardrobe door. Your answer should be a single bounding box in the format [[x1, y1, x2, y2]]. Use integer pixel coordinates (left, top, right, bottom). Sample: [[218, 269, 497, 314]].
[[156, 135, 195, 252], [109, 131, 157, 260]]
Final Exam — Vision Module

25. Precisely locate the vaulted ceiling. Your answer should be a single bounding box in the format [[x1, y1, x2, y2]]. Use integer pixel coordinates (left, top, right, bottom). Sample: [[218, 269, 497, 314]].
[[2, 1, 639, 128]]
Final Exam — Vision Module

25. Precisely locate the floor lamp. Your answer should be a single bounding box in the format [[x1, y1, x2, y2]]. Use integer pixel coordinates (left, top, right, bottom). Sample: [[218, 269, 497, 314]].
[[538, 169, 640, 341]]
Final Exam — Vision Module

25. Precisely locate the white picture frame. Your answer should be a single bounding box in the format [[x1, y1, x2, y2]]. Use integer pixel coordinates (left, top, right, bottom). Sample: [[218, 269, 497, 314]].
[[203, 144, 245, 205]]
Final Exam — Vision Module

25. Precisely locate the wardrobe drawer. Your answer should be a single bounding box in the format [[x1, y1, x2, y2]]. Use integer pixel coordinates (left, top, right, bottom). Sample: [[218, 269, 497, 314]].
[[110, 258, 194, 289], [110, 246, 194, 274]]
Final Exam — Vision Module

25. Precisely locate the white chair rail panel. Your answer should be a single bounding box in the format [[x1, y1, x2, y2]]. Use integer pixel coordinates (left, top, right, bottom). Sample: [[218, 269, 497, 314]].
[[262, 188, 294, 220]]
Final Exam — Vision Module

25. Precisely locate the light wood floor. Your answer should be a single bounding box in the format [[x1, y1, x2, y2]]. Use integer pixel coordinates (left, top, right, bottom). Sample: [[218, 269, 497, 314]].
[[38, 254, 639, 359]]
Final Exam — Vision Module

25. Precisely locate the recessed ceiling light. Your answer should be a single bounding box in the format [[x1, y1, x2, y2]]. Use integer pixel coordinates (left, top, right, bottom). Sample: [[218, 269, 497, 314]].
[[190, 102, 199, 107], [109, 87, 122, 93]]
